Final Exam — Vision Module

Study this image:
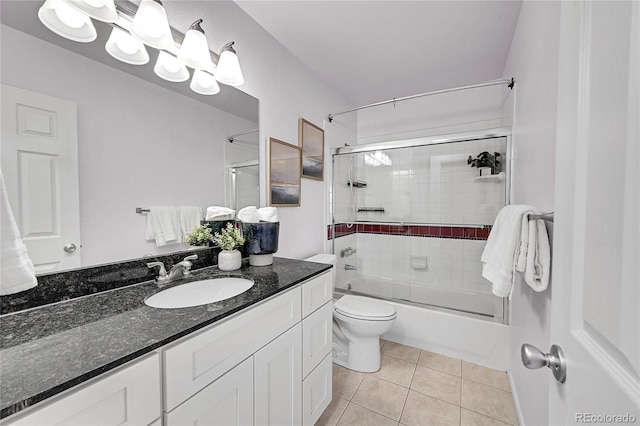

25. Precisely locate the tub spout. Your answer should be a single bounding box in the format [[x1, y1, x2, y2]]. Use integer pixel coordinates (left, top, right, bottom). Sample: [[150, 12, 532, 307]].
[[345, 264, 357, 271]]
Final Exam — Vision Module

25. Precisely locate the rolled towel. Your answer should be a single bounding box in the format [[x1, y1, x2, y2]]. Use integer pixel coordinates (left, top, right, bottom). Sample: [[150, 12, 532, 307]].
[[257, 207, 278, 222], [179, 206, 203, 241], [238, 206, 260, 223], [205, 206, 235, 221], [0, 171, 37, 295]]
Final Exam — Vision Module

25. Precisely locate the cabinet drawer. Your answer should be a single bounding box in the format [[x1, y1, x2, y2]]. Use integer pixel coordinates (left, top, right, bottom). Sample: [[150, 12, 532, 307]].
[[165, 357, 253, 426], [4, 353, 161, 426], [163, 287, 301, 411], [301, 271, 332, 318], [302, 353, 332, 426], [302, 301, 333, 378]]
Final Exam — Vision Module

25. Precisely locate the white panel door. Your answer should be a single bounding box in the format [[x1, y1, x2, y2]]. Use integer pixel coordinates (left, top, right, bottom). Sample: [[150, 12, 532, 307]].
[[549, 1, 639, 424], [254, 323, 302, 426], [1, 84, 81, 272]]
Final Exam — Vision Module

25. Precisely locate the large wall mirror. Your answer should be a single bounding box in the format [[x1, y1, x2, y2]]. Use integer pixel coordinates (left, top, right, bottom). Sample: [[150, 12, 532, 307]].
[[0, 1, 260, 273]]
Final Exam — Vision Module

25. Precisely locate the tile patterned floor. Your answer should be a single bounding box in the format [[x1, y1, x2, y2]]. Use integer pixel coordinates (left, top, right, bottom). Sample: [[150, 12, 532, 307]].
[[316, 341, 518, 426]]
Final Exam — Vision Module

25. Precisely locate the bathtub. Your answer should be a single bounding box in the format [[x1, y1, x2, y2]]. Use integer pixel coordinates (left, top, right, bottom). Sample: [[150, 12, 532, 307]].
[[335, 276, 510, 370]]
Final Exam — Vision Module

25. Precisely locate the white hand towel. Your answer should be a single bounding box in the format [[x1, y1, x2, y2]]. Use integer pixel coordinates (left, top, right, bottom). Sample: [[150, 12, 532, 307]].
[[238, 206, 260, 223], [257, 207, 278, 222], [145, 206, 180, 247], [0, 171, 37, 295], [205, 206, 235, 221], [179, 206, 203, 242], [481, 205, 550, 297]]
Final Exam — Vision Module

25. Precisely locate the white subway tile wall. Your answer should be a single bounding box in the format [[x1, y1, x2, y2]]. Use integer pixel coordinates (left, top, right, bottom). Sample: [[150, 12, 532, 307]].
[[333, 137, 507, 225]]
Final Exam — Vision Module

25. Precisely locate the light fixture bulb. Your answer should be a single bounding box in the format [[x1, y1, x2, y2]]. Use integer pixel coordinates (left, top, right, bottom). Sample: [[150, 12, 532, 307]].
[[54, 7, 86, 29], [215, 42, 244, 86], [190, 70, 220, 95], [178, 19, 214, 70], [38, 0, 97, 43], [105, 27, 149, 65], [129, 0, 174, 50], [67, 0, 117, 23], [154, 51, 189, 83]]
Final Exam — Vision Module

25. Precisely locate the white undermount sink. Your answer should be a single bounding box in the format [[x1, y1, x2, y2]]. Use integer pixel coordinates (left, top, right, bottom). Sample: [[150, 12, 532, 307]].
[[145, 278, 254, 309]]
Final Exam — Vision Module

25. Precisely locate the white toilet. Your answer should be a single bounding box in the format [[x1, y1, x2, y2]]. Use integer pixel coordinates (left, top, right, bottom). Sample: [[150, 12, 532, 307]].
[[305, 254, 397, 373]]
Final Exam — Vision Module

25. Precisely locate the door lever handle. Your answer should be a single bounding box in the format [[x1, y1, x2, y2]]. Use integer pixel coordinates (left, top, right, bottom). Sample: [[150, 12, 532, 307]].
[[521, 343, 567, 383]]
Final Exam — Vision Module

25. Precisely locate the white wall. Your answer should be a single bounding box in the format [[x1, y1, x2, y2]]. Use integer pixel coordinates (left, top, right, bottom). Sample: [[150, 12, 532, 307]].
[[1, 25, 255, 266], [356, 85, 504, 144], [501, 2, 561, 425]]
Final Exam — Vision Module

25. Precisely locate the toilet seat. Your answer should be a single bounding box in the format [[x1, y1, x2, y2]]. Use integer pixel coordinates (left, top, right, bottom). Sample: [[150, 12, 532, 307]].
[[334, 295, 396, 321]]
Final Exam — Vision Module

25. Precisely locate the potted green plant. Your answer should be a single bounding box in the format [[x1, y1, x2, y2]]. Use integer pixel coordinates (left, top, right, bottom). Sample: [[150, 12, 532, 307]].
[[467, 151, 501, 175], [185, 225, 214, 246], [212, 222, 245, 271]]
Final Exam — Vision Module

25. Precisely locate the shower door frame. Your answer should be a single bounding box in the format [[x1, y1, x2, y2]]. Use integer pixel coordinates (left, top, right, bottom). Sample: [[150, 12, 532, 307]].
[[329, 128, 513, 325]]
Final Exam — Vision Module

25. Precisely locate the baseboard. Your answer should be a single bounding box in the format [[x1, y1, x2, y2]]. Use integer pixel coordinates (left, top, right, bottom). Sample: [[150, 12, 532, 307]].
[[507, 370, 526, 426]]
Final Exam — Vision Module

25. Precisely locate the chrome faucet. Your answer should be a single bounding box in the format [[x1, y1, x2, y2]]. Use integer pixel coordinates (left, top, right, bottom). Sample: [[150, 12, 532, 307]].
[[168, 255, 198, 280], [147, 254, 198, 285], [344, 264, 357, 271], [340, 247, 357, 258]]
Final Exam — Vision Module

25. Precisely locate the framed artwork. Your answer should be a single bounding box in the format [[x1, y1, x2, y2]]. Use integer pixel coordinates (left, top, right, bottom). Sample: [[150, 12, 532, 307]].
[[299, 118, 324, 180], [269, 137, 301, 207]]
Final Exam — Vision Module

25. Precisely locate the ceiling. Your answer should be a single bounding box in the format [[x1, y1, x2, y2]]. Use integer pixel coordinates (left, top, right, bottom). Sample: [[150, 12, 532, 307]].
[[235, 0, 523, 106]]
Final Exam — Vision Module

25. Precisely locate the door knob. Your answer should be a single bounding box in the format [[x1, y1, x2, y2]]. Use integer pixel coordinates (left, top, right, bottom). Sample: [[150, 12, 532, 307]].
[[521, 343, 567, 383], [63, 243, 77, 253]]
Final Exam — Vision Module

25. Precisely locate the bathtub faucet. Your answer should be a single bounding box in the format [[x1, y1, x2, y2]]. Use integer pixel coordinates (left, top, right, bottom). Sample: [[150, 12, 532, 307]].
[[345, 264, 357, 271], [340, 247, 357, 258]]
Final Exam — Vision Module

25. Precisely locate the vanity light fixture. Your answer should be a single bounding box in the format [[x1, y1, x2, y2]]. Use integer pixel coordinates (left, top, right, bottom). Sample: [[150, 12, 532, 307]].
[[38, 0, 97, 43], [178, 19, 214, 70], [37, 0, 246, 93], [190, 70, 220, 96], [129, 0, 174, 50], [67, 0, 117, 23], [154, 51, 190, 82], [105, 27, 149, 65], [215, 42, 244, 87]]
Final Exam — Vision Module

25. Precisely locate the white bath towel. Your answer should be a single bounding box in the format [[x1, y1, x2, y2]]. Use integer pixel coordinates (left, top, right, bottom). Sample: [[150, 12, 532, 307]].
[[0, 171, 37, 295], [257, 207, 278, 222], [145, 206, 180, 247], [481, 205, 551, 297], [238, 206, 260, 223], [205, 206, 235, 221], [179, 206, 203, 242]]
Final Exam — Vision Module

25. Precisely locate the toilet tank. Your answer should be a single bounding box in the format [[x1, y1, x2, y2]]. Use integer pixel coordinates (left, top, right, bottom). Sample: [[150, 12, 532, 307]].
[[304, 254, 337, 290]]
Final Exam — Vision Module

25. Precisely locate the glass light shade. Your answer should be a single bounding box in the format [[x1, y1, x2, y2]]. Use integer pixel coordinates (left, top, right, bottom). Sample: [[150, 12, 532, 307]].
[[178, 20, 213, 70], [154, 51, 189, 82], [105, 27, 149, 65], [215, 42, 244, 86], [38, 0, 97, 43], [190, 70, 220, 96], [67, 0, 117, 23], [129, 0, 174, 50]]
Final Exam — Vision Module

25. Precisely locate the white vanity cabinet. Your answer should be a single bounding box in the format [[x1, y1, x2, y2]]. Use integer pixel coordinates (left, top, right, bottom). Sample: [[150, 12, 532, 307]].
[[301, 274, 334, 426], [2, 353, 161, 426], [2, 270, 334, 426]]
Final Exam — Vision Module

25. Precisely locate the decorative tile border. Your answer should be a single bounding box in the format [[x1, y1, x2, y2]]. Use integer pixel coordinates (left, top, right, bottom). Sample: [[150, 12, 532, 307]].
[[328, 223, 491, 240]]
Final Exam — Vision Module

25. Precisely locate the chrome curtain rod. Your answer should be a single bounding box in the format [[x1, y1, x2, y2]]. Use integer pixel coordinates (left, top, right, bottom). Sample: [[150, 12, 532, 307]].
[[327, 78, 515, 122], [227, 128, 259, 142]]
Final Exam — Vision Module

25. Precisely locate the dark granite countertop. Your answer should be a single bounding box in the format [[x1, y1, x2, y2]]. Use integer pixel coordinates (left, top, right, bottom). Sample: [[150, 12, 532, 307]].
[[0, 257, 331, 419]]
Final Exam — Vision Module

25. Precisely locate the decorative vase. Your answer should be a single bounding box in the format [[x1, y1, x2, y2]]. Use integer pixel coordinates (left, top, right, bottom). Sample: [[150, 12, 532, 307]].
[[241, 222, 280, 266], [218, 249, 242, 271]]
